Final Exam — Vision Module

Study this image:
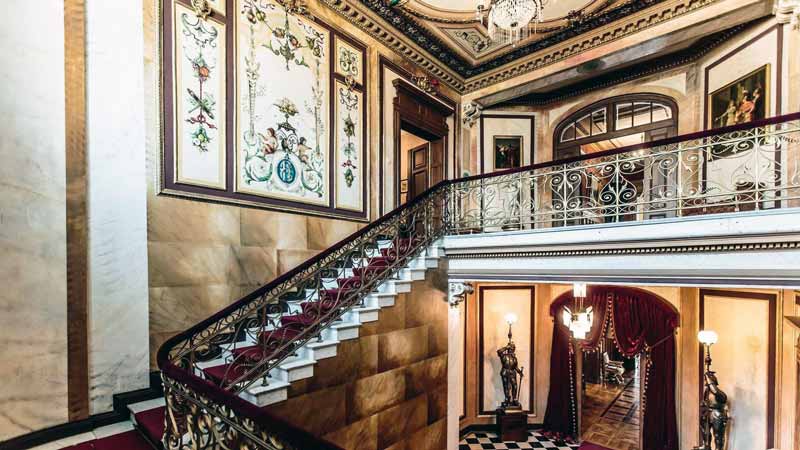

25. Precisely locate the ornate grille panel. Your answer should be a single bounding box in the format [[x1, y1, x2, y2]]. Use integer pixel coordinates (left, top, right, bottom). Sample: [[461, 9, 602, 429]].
[[447, 119, 800, 233]]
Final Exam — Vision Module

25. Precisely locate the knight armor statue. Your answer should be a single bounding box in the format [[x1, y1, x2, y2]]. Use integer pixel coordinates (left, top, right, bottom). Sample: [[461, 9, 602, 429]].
[[700, 371, 729, 450], [497, 340, 524, 409]]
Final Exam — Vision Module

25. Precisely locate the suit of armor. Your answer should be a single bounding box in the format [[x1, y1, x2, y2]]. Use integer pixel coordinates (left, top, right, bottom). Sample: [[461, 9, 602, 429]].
[[497, 341, 524, 409]]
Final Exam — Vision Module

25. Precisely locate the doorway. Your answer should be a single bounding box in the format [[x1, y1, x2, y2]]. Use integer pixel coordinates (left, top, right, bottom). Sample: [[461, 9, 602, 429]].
[[393, 79, 451, 206], [544, 286, 679, 450], [581, 334, 642, 450], [399, 128, 445, 204]]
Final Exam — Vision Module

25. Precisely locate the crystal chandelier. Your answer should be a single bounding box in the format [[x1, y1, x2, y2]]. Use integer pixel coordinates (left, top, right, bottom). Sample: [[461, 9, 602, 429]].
[[562, 283, 593, 340], [477, 0, 548, 46]]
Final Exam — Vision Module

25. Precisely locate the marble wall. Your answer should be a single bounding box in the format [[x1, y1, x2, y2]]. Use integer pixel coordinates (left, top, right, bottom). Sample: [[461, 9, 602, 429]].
[[269, 271, 449, 450], [0, 0, 69, 441], [85, 0, 150, 414]]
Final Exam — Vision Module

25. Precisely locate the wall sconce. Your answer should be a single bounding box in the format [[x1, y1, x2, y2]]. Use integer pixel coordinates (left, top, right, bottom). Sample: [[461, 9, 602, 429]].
[[693, 330, 729, 450]]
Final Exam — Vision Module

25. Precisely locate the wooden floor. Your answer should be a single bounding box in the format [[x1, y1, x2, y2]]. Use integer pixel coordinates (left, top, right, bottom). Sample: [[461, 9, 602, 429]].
[[581, 375, 640, 450]]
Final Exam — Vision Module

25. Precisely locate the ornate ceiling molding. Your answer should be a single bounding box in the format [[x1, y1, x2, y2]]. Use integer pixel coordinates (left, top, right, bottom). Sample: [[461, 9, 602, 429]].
[[320, 0, 726, 94], [495, 20, 751, 107], [319, 0, 468, 91], [463, 0, 721, 92]]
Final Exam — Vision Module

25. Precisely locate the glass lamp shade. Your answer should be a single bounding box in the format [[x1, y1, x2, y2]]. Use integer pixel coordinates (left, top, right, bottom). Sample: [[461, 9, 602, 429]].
[[485, 0, 545, 46], [561, 308, 572, 327], [573, 282, 587, 298], [698, 330, 718, 345], [505, 313, 519, 325]]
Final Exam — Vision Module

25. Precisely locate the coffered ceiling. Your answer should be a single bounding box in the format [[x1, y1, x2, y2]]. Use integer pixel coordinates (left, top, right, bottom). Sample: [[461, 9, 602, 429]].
[[356, 0, 659, 77]]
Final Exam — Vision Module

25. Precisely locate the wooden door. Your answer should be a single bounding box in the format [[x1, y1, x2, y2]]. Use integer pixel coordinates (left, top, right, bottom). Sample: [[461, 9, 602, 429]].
[[429, 138, 445, 187], [408, 143, 429, 201]]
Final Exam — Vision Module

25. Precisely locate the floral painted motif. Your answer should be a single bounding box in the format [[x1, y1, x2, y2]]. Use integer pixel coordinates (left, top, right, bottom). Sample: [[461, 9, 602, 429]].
[[238, 0, 329, 205], [173, 1, 226, 190], [339, 88, 359, 188], [338, 46, 359, 80], [181, 13, 220, 152]]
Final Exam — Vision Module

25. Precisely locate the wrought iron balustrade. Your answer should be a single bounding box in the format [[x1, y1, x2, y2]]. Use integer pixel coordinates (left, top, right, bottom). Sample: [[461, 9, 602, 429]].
[[157, 113, 800, 449], [447, 114, 800, 233], [158, 183, 448, 449]]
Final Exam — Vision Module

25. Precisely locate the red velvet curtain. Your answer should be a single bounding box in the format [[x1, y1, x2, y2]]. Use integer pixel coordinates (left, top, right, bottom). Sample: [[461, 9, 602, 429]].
[[611, 289, 679, 450], [543, 287, 679, 450], [543, 290, 609, 437]]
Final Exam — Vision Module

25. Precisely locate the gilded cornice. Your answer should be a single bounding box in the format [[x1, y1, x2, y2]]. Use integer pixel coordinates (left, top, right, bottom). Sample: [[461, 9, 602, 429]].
[[463, 0, 721, 92], [320, 0, 726, 94], [319, 0, 468, 92]]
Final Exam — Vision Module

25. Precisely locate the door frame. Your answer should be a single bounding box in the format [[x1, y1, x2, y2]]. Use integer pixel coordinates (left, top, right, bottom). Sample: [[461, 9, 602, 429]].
[[392, 79, 453, 207]]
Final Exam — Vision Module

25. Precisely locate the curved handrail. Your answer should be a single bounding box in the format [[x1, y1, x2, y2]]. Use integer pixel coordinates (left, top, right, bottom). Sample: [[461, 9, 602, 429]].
[[158, 180, 452, 449], [157, 112, 800, 449]]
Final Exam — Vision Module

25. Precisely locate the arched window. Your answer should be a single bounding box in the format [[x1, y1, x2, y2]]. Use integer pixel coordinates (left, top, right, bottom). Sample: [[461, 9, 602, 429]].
[[553, 94, 678, 160]]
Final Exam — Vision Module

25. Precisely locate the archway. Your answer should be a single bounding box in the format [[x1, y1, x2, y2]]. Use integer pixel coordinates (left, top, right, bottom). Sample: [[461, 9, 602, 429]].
[[543, 286, 679, 450]]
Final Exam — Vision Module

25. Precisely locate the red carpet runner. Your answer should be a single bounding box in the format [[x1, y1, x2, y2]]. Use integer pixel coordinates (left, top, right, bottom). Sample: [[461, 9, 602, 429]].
[[59, 407, 165, 450]]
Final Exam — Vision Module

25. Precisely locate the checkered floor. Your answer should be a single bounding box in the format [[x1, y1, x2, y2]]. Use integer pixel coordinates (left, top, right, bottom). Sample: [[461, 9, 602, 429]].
[[460, 431, 580, 449]]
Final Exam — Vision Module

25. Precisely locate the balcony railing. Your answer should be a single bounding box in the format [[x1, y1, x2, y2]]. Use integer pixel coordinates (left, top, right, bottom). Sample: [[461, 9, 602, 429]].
[[448, 113, 800, 233], [157, 112, 800, 449]]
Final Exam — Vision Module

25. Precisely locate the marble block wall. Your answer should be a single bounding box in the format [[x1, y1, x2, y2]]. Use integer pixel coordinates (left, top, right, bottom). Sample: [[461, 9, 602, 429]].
[[146, 197, 363, 367], [268, 271, 449, 450], [85, 0, 151, 414], [0, 0, 68, 441]]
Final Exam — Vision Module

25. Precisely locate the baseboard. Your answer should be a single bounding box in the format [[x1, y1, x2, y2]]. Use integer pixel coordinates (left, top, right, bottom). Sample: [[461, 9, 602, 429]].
[[459, 423, 543, 440], [0, 371, 164, 450]]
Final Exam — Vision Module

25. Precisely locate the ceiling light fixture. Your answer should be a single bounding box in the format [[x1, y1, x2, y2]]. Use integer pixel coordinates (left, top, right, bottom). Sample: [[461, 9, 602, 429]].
[[477, 0, 549, 47], [562, 282, 593, 340]]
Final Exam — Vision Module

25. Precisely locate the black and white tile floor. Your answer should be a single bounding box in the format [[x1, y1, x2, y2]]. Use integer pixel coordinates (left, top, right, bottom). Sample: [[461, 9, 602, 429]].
[[460, 431, 580, 449]]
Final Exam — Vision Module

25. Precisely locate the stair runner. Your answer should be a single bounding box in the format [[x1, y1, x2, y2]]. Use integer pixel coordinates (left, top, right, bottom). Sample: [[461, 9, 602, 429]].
[[190, 236, 438, 407], [51, 238, 441, 449]]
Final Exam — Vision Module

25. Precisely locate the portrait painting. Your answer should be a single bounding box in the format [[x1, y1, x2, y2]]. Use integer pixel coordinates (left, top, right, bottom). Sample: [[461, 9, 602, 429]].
[[493, 136, 522, 170]]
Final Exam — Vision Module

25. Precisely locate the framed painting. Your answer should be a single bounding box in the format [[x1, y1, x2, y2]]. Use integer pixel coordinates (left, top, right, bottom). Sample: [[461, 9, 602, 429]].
[[334, 78, 364, 211], [708, 65, 769, 130], [235, 0, 331, 206], [493, 135, 522, 170], [172, 1, 227, 189], [160, 0, 369, 221]]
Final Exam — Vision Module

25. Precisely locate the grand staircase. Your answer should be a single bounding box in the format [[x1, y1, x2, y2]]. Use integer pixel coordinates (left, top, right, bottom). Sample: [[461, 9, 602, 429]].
[[56, 240, 442, 450], [31, 113, 800, 450]]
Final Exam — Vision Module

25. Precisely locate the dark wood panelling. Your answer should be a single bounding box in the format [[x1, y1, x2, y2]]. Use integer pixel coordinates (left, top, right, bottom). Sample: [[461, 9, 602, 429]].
[[64, 0, 89, 422], [478, 286, 536, 416], [698, 289, 777, 448]]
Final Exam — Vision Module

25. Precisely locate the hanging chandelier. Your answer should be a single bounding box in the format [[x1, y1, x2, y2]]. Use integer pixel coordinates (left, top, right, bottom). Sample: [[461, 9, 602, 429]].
[[562, 282, 593, 340], [477, 0, 549, 46]]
